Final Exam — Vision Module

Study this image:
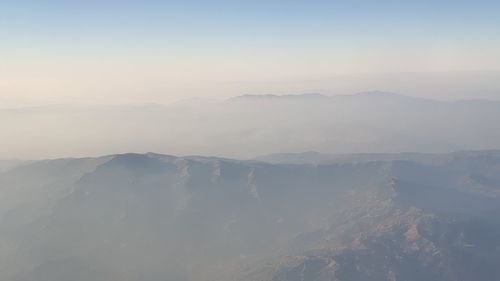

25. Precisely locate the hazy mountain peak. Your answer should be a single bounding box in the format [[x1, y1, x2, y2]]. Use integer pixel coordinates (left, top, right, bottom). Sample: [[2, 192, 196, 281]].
[[2, 90, 500, 160], [229, 93, 328, 101], [352, 91, 405, 98]]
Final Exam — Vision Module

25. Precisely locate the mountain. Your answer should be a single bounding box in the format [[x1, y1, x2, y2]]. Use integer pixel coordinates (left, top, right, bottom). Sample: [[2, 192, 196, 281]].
[[229, 93, 329, 101], [3, 92, 500, 159], [0, 151, 499, 281], [255, 150, 500, 165], [0, 159, 26, 172]]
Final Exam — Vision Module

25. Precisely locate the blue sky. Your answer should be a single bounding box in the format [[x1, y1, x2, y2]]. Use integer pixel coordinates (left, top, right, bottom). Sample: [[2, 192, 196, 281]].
[[3, 0, 499, 51], [1, 0, 500, 104]]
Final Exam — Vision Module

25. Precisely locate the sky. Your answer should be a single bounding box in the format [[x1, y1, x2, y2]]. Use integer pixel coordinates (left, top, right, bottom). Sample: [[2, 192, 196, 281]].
[[1, 0, 500, 106]]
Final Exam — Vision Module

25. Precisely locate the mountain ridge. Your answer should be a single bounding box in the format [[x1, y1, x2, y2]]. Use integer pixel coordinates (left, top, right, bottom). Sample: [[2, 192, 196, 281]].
[[1, 150, 500, 280]]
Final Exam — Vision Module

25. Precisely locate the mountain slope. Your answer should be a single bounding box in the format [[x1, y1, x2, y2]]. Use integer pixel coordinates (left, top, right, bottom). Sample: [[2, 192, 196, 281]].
[[0, 151, 499, 281]]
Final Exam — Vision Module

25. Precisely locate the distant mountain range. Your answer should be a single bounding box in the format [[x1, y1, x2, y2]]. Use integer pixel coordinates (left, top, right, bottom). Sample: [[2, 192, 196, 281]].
[[228, 93, 329, 101], [1, 150, 500, 281], [2, 91, 500, 159], [0, 159, 25, 172], [255, 150, 500, 164]]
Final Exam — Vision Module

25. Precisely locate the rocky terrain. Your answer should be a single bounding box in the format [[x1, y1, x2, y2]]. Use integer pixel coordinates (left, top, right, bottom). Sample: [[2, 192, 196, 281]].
[[0, 151, 499, 281]]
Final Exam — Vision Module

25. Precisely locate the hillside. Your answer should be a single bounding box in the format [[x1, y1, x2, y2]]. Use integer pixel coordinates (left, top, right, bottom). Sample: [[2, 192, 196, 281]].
[[0, 151, 499, 280]]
